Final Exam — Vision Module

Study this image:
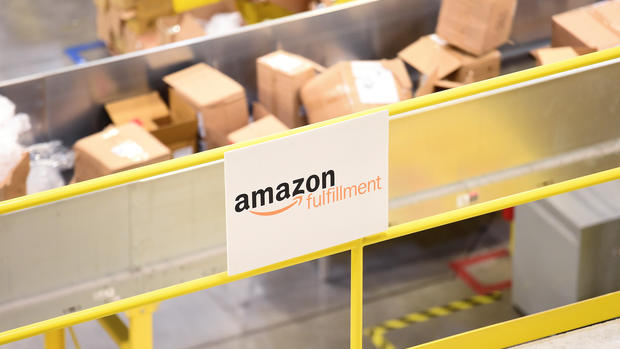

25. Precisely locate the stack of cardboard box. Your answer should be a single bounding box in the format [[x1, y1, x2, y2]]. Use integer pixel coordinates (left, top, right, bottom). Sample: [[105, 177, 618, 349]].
[[95, 0, 238, 54], [300, 59, 412, 123], [531, 0, 620, 66], [95, 0, 174, 53], [105, 91, 198, 158], [527, 0, 619, 67], [164, 63, 249, 149], [256, 50, 322, 128], [552, 0, 620, 52], [73, 123, 171, 182], [398, 0, 517, 95], [267, 0, 313, 12]]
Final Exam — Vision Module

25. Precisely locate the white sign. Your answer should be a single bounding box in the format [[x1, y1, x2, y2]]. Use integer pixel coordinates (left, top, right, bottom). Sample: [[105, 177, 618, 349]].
[[224, 111, 389, 275]]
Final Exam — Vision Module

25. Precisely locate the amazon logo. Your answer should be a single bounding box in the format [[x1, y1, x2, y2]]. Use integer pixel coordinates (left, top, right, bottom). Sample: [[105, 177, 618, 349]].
[[234, 170, 336, 216]]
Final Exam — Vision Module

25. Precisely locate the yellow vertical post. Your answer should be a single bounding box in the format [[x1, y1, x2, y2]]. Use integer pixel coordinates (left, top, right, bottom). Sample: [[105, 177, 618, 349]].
[[44, 329, 65, 349], [125, 303, 159, 349], [97, 314, 129, 349], [350, 241, 364, 349]]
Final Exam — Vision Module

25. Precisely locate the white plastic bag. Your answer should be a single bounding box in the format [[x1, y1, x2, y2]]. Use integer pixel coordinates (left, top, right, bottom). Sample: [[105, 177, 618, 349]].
[[26, 141, 75, 194], [0, 95, 30, 184]]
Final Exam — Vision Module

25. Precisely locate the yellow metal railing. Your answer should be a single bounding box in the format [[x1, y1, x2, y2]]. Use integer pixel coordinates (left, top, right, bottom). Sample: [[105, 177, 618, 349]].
[[1, 46, 620, 348], [413, 290, 620, 349]]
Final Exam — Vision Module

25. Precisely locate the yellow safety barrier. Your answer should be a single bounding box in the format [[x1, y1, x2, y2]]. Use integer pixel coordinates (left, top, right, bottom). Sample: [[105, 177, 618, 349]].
[[1, 46, 620, 348], [413, 290, 620, 349]]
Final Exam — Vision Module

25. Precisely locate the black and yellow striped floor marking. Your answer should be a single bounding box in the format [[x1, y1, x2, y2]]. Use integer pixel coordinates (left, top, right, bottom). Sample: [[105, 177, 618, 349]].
[[364, 291, 503, 349]]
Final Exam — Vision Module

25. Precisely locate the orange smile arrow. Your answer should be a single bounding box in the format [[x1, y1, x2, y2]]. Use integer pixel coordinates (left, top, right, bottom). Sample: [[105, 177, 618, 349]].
[[249, 196, 303, 216]]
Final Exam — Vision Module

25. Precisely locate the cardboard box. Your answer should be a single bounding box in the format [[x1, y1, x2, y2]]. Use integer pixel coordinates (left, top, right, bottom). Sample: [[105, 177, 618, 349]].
[[257, 50, 320, 128], [252, 101, 272, 120], [552, 0, 620, 51], [415, 70, 464, 97], [531, 47, 579, 66], [301, 59, 412, 124], [156, 13, 206, 44], [0, 152, 30, 201], [399, 34, 501, 84], [168, 139, 197, 158], [109, 0, 135, 10], [436, 0, 517, 55], [117, 21, 159, 53], [105, 92, 170, 132], [190, 0, 237, 20], [73, 123, 171, 182], [227, 115, 289, 144], [452, 49, 501, 83], [105, 91, 197, 151], [164, 63, 249, 148], [398, 35, 461, 79], [269, 0, 312, 13], [153, 89, 198, 149], [135, 0, 174, 24]]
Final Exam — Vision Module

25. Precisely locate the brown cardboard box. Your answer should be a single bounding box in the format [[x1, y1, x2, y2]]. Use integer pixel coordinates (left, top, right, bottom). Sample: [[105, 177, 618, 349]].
[[105, 92, 170, 132], [135, 0, 174, 24], [552, 0, 620, 51], [269, 0, 312, 12], [415, 70, 464, 97], [414, 70, 440, 97], [301, 59, 412, 124], [0, 152, 30, 201], [74, 123, 171, 182], [436, 0, 517, 56], [252, 101, 272, 120], [452, 49, 501, 83], [167, 139, 197, 158], [434, 79, 464, 90], [156, 13, 206, 44], [96, 0, 112, 44], [109, 0, 135, 10], [257, 50, 320, 128], [227, 115, 289, 144], [164, 63, 249, 148], [190, 0, 237, 20], [153, 89, 198, 149], [118, 22, 159, 53], [106, 91, 198, 152], [398, 35, 461, 79], [531, 47, 579, 66], [399, 35, 501, 83]]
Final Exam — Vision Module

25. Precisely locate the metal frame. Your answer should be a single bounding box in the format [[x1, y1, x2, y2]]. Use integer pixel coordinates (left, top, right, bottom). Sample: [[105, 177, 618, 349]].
[[1, 46, 620, 348]]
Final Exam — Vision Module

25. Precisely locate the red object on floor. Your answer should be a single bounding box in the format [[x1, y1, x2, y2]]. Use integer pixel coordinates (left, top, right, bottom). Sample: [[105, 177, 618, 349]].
[[450, 248, 512, 294]]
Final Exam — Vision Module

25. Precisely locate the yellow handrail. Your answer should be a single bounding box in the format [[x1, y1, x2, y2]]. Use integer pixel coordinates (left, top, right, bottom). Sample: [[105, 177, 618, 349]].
[[1, 46, 620, 347], [412, 290, 620, 349]]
